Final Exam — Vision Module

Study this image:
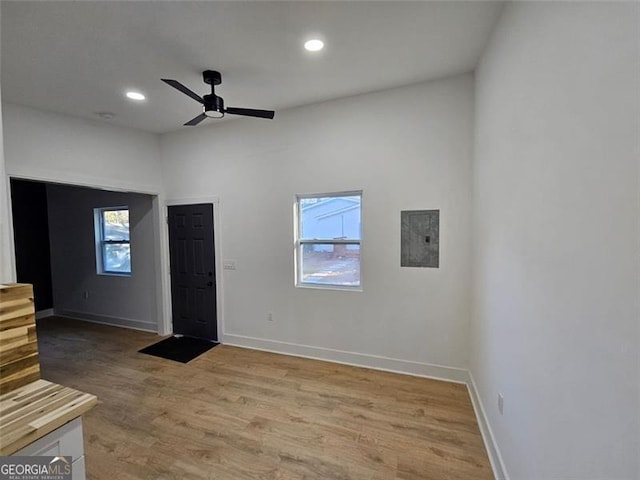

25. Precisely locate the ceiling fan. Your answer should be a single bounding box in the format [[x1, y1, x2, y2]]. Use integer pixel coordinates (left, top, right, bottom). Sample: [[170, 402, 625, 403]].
[[161, 70, 275, 126]]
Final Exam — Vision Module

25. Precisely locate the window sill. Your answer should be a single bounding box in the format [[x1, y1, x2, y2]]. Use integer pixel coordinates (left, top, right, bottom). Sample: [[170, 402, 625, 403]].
[[295, 283, 362, 293], [97, 272, 131, 277]]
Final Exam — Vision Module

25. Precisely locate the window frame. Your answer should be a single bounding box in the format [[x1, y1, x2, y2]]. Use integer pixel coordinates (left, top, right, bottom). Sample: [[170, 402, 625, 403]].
[[294, 190, 363, 291], [94, 206, 132, 276]]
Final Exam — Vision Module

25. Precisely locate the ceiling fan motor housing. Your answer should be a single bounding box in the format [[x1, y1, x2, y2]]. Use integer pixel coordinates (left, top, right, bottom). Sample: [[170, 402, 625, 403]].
[[203, 94, 224, 117]]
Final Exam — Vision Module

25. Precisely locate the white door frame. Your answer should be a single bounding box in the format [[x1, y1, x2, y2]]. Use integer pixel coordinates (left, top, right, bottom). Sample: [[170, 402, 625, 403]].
[[162, 196, 224, 342]]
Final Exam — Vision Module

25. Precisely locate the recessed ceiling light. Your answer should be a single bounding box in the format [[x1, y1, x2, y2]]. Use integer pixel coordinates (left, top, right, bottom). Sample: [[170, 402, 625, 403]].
[[125, 91, 146, 101], [304, 39, 324, 52]]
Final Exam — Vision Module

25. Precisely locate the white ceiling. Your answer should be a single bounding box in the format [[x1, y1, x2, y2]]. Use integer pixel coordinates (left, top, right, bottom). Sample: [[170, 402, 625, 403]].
[[1, 1, 504, 134]]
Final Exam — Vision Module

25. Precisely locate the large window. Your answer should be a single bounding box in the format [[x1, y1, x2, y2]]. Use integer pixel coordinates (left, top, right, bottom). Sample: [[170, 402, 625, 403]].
[[295, 191, 362, 290], [95, 207, 131, 275]]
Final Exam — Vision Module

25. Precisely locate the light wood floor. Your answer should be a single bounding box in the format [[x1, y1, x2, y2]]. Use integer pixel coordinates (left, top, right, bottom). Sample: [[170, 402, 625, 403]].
[[36, 317, 493, 480]]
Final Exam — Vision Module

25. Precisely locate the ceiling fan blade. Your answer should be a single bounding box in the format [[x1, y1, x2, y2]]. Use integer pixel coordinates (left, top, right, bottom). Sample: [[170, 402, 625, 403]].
[[184, 113, 208, 126], [225, 107, 275, 119], [161, 79, 204, 104]]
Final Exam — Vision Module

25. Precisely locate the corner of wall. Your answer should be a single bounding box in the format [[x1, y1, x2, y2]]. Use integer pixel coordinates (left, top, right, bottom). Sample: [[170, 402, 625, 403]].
[[466, 370, 509, 480]]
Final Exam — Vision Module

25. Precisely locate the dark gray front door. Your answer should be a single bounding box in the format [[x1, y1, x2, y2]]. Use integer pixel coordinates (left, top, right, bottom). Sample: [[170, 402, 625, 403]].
[[168, 204, 217, 340]]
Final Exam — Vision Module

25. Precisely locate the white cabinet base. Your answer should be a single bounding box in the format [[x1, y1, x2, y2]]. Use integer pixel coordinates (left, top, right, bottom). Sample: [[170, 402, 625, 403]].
[[72, 455, 86, 480], [14, 417, 88, 480]]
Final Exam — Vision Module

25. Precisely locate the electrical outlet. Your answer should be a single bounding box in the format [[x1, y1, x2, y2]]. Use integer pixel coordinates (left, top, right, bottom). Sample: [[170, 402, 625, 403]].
[[498, 393, 504, 415], [267, 312, 273, 322]]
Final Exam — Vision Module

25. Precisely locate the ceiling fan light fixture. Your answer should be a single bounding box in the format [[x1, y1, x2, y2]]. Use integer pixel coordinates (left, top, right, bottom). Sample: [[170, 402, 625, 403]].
[[204, 109, 224, 119], [304, 39, 324, 52]]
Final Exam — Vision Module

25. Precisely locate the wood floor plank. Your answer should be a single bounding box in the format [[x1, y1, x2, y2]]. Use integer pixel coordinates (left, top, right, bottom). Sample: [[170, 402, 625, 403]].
[[36, 317, 493, 479]]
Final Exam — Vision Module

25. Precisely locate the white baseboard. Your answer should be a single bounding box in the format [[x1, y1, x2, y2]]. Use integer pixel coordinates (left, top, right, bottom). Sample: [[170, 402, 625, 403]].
[[466, 371, 509, 480], [55, 309, 157, 333], [223, 333, 469, 384], [35, 308, 54, 319]]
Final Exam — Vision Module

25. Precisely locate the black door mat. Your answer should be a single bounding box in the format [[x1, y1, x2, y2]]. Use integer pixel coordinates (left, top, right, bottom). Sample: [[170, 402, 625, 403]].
[[139, 335, 218, 363]]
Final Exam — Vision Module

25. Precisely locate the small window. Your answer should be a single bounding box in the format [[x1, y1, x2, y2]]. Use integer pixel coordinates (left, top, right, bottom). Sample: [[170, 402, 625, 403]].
[[295, 191, 362, 290], [95, 207, 131, 275]]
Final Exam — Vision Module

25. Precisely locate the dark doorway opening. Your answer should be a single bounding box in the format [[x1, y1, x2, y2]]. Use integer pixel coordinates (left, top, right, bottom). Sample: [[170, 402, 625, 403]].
[[9, 178, 160, 332], [10, 179, 54, 312]]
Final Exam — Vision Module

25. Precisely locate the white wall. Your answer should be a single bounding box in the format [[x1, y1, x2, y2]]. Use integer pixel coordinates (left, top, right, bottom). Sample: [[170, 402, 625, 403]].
[[0, 5, 16, 283], [471, 2, 639, 479], [2, 102, 168, 333], [0, 97, 14, 283], [161, 75, 474, 376], [2, 103, 162, 194], [47, 184, 158, 331]]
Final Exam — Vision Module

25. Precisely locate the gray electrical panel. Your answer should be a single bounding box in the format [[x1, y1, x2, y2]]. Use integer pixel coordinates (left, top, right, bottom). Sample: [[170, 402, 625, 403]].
[[401, 210, 439, 268]]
